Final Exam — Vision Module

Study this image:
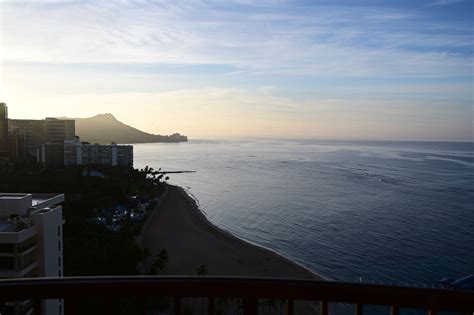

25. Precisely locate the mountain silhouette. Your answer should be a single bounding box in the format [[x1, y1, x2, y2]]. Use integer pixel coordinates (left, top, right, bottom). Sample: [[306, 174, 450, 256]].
[[66, 113, 187, 144]]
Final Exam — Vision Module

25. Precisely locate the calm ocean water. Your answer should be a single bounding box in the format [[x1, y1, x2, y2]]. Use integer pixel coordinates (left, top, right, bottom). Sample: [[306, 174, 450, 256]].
[[134, 139, 474, 285]]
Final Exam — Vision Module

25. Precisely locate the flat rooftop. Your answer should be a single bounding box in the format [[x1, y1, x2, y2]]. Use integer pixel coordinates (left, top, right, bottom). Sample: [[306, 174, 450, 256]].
[[0, 193, 65, 218], [0, 220, 16, 233], [0, 193, 30, 199], [31, 194, 64, 207], [0, 193, 64, 206]]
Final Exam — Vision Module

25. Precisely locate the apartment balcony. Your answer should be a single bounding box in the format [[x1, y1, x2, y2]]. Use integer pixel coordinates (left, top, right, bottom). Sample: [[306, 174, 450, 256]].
[[0, 276, 472, 315], [0, 261, 38, 278]]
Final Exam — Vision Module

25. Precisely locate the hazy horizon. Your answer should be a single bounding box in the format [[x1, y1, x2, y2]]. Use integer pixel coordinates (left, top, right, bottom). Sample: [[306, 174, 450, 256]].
[[1, 0, 472, 141], [6, 111, 473, 143]]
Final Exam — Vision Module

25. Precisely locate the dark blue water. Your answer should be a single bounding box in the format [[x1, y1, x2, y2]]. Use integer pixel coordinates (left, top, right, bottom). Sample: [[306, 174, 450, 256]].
[[134, 139, 474, 285]]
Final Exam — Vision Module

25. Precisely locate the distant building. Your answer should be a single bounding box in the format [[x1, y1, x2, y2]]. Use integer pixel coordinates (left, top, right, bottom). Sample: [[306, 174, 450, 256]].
[[63, 137, 82, 166], [38, 141, 65, 167], [0, 193, 65, 315], [0, 103, 9, 165], [8, 119, 43, 158], [8, 128, 28, 162], [9, 118, 75, 157], [64, 137, 133, 167], [82, 142, 133, 166], [45, 118, 75, 143]]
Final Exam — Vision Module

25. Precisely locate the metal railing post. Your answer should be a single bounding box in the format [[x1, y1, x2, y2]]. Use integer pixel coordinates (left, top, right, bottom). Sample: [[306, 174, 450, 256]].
[[137, 297, 146, 314], [105, 297, 114, 315], [243, 297, 257, 315], [174, 297, 181, 315], [320, 300, 328, 315], [287, 299, 294, 315], [208, 296, 215, 315]]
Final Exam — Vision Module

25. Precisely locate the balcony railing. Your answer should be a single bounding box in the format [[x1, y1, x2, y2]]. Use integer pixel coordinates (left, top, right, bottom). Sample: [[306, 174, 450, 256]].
[[0, 276, 472, 315]]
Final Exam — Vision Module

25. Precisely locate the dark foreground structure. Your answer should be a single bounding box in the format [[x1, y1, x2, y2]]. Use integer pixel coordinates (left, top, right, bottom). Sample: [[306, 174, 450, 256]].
[[0, 276, 472, 314]]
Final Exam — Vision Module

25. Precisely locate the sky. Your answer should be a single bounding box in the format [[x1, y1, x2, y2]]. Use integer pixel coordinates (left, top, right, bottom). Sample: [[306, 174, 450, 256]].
[[0, 0, 472, 140]]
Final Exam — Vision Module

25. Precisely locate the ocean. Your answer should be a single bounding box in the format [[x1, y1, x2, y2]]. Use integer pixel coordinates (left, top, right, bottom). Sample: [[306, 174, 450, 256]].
[[134, 139, 474, 285]]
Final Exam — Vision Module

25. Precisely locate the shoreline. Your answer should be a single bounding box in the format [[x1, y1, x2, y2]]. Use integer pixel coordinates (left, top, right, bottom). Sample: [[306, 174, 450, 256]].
[[142, 184, 327, 280], [178, 185, 329, 280]]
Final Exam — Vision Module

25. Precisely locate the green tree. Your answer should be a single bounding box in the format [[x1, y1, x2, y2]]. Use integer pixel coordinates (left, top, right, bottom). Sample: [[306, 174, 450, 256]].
[[148, 249, 168, 275], [196, 265, 208, 276]]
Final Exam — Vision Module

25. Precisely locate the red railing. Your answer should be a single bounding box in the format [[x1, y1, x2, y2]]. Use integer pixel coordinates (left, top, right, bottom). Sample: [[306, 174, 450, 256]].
[[0, 276, 472, 314]]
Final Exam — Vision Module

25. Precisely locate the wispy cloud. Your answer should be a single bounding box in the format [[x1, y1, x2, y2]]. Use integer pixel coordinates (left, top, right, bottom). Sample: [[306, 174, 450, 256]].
[[1, 1, 471, 78], [1, 0, 472, 140], [431, 0, 463, 6]]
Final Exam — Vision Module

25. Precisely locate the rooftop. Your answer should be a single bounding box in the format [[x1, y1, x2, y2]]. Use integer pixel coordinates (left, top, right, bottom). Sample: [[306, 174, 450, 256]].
[[31, 193, 65, 208], [0, 220, 15, 233], [0, 193, 64, 220], [0, 193, 30, 200]]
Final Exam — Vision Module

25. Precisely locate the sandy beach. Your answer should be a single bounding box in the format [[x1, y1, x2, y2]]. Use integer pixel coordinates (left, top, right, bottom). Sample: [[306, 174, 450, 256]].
[[142, 184, 324, 279]]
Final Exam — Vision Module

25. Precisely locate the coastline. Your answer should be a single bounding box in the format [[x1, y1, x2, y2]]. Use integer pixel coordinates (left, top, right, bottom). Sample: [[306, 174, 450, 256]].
[[142, 184, 327, 280]]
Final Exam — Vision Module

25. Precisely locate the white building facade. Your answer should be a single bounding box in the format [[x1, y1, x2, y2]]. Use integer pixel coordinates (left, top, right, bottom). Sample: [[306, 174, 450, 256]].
[[64, 137, 133, 166], [0, 193, 65, 315]]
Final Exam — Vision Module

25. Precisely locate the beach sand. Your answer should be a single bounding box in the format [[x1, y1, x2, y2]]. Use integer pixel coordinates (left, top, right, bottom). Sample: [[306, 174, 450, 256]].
[[142, 185, 324, 280]]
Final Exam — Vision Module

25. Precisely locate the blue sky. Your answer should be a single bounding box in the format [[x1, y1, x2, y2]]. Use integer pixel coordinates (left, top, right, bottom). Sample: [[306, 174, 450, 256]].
[[0, 0, 472, 140]]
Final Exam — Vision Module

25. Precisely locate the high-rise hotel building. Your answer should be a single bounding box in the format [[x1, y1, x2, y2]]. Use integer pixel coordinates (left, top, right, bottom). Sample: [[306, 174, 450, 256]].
[[0, 193, 65, 315], [63, 137, 133, 167], [9, 118, 75, 157], [0, 103, 8, 165]]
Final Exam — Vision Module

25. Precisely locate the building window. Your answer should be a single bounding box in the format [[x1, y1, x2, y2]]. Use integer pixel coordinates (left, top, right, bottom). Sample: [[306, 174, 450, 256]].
[[24, 267, 38, 278], [0, 243, 14, 254], [19, 250, 37, 269], [58, 240, 61, 251], [58, 256, 61, 267], [58, 226, 61, 237], [0, 257, 14, 270], [17, 235, 37, 253]]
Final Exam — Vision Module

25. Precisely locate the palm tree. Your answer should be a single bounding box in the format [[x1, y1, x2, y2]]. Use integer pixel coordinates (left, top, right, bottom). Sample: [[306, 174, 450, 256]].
[[142, 248, 150, 261], [148, 249, 168, 275], [196, 265, 208, 275]]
